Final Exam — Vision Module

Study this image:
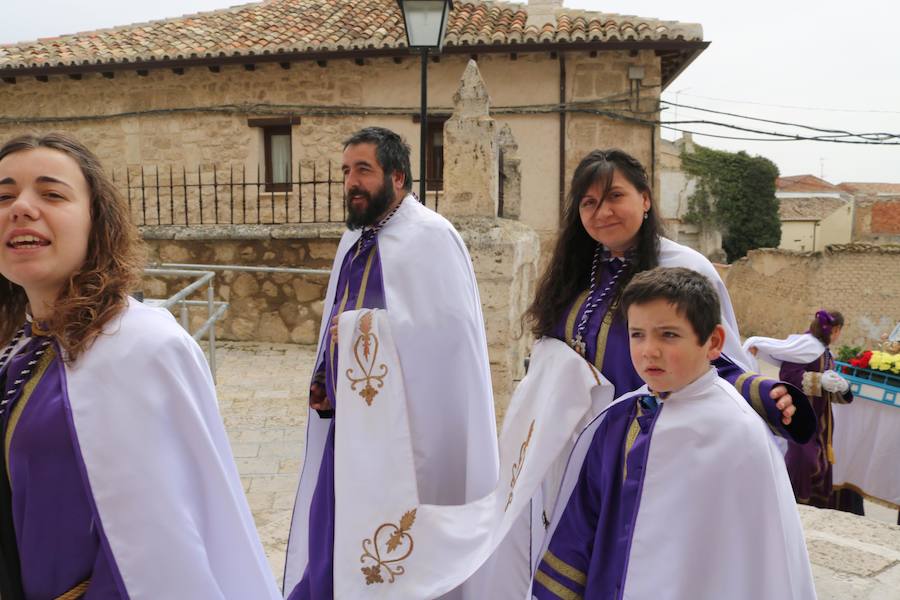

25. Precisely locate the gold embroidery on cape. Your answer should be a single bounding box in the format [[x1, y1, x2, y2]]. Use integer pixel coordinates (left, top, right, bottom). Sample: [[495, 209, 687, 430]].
[[505, 420, 535, 511], [345, 311, 388, 406], [360, 509, 417, 585], [5, 346, 56, 471]]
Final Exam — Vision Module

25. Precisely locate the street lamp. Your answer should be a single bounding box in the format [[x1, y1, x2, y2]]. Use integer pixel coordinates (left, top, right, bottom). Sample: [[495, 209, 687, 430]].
[[395, 0, 453, 203]]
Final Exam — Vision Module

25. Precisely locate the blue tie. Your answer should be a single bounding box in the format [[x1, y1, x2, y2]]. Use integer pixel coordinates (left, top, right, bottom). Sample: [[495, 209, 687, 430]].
[[638, 394, 659, 414]]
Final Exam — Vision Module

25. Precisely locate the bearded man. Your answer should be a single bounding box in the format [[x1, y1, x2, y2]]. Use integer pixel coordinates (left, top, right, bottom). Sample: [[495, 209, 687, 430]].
[[283, 127, 499, 600]]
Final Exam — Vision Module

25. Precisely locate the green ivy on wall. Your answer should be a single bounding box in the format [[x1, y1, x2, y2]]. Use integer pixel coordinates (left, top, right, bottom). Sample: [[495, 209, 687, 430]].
[[681, 145, 782, 263]]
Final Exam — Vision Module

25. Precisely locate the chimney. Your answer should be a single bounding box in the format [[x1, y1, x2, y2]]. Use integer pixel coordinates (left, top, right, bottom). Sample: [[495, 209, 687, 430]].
[[526, 0, 563, 29]]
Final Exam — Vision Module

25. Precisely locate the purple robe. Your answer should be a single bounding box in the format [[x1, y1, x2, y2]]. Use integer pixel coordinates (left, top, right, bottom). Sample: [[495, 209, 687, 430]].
[[781, 348, 853, 508], [533, 394, 660, 599], [288, 231, 386, 600], [553, 260, 809, 441], [0, 331, 124, 598]]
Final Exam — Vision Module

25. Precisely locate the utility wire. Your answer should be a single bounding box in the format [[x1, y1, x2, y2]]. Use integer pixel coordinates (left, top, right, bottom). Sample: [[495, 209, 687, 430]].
[[666, 91, 900, 115], [2, 99, 898, 145]]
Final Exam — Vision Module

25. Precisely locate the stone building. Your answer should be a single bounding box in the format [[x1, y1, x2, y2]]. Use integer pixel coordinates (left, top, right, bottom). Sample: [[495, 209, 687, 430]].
[[0, 0, 706, 403], [0, 0, 705, 254], [658, 132, 724, 260]]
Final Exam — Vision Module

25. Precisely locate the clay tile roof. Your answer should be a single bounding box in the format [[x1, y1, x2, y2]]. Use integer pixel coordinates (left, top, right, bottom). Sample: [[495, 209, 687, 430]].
[[0, 0, 703, 75], [775, 174, 844, 194], [837, 182, 900, 195], [778, 197, 846, 221]]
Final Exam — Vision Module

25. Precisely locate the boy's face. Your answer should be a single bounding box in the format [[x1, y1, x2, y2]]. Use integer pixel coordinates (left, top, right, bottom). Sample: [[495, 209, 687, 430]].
[[627, 299, 725, 393]]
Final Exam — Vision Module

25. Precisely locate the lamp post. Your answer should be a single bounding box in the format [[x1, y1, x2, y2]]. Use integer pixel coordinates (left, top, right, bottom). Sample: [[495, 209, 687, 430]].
[[395, 0, 453, 203]]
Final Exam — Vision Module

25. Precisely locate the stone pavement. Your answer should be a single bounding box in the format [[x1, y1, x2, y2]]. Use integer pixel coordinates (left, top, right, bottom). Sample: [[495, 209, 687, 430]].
[[215, 341, 314, 588], [215, 341, 900, 597]]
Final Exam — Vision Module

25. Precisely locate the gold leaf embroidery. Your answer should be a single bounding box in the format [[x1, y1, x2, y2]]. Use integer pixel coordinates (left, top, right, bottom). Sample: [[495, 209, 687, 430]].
[[361, 565, 384, 585], [360, 509, 417, 585], [345, 310, 389, 406], [505, 420, 535, 511]]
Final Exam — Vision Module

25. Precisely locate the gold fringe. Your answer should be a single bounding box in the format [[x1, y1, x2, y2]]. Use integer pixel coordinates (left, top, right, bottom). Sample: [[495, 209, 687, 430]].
[[55, 580, 90, 600], [832, 483, 900, 510]]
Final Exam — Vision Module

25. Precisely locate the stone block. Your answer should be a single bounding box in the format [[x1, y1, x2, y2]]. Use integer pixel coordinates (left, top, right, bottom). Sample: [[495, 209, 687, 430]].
[[292, 278, 323, 303], [258, 311, 291, 343], [230, 316, 260, 339], [261, 280, 279, 298], [291, 321, 319, 345], [278, 302, 302, 328], [232, 272, 260, 298]]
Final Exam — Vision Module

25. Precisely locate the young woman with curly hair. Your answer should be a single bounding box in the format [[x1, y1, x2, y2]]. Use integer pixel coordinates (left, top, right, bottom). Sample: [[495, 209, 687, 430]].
[[0, 133, 279, 599]]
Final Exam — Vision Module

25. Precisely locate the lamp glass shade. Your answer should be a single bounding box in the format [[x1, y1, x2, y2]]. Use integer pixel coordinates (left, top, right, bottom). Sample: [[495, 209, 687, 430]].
[[398, 0, 451, 48]]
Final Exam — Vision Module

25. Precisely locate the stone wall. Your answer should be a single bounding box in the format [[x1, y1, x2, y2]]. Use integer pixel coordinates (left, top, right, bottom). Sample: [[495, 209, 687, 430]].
[[142, 225, 341, 343], [458, 217, 539, 410], [140, 219, 538, 408], [726, 244, 900, 347]]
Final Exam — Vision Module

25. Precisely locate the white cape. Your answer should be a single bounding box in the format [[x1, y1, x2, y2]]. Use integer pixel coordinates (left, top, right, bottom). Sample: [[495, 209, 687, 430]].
[[658, 238, 752, 371], [284, 197, 500, 598], [531, 370, 817, 600], [330, 309, 614, 599], [742, 332, 826, 372], [63, 299, 280, 599]]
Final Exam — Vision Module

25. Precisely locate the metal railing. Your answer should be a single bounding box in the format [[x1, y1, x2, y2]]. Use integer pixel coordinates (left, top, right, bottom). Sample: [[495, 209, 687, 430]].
[[143, 268, 228, 380], [157, 262, 330, 277], [115, 163, 443, 226]]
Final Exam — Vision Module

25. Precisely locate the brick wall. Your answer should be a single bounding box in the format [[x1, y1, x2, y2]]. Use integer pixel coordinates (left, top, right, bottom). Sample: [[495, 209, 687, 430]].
[[871, 201, 900, 233], [853, 195, 900, 243]]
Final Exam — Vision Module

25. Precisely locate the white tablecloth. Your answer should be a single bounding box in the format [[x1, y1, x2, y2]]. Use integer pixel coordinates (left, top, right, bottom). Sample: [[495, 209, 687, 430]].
[[832, 399, 900, 507]]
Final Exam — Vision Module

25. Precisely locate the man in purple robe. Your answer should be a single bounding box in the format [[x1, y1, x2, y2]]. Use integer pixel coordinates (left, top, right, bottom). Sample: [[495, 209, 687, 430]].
[[284, 127, 498, 600]]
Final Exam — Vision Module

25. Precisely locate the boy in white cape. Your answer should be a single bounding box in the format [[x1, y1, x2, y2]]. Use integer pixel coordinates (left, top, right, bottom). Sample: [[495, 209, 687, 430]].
[[531, 267, 816, 600]]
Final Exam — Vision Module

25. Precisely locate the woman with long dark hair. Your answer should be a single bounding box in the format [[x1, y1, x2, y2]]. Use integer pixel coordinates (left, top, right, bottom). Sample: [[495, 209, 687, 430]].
[[0, 133, 279, 599], [491, 149, 817, 600], [526, 149, 812, 436]]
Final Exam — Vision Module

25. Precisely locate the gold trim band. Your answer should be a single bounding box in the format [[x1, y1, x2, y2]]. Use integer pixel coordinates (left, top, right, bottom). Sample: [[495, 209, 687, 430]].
[[534, 568, 583, 600], [542, 550, 587, 586]]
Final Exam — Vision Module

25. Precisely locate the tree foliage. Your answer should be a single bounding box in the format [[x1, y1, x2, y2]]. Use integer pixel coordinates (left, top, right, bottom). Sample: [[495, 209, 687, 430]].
[[681, 145, 782, 262]]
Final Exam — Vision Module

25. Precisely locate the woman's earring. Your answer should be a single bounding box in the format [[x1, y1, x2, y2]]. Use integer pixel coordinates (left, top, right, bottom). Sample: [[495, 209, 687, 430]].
[[643, 211, 649, 220]]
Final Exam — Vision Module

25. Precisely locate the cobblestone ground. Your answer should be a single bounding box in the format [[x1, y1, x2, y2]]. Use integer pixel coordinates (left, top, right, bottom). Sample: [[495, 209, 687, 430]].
[[216, 342, 900, 597]]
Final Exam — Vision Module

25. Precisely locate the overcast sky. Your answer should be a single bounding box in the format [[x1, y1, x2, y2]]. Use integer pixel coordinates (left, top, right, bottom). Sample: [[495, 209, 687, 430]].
[[2, 0, 897, 184]]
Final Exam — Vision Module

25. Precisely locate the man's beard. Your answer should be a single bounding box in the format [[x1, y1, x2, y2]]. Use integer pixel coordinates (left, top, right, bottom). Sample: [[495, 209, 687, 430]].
[[345, 177, 395, 230]]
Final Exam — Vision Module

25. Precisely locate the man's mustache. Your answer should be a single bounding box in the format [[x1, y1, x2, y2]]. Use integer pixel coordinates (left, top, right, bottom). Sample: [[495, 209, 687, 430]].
[[346, 187, 372, 202]]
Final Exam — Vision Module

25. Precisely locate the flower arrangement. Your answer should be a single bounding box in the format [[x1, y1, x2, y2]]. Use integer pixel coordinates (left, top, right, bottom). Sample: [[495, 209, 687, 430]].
[[847, 350, 872, 370], [838, 341, 900, 391], [869, 351, 900, 375]]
